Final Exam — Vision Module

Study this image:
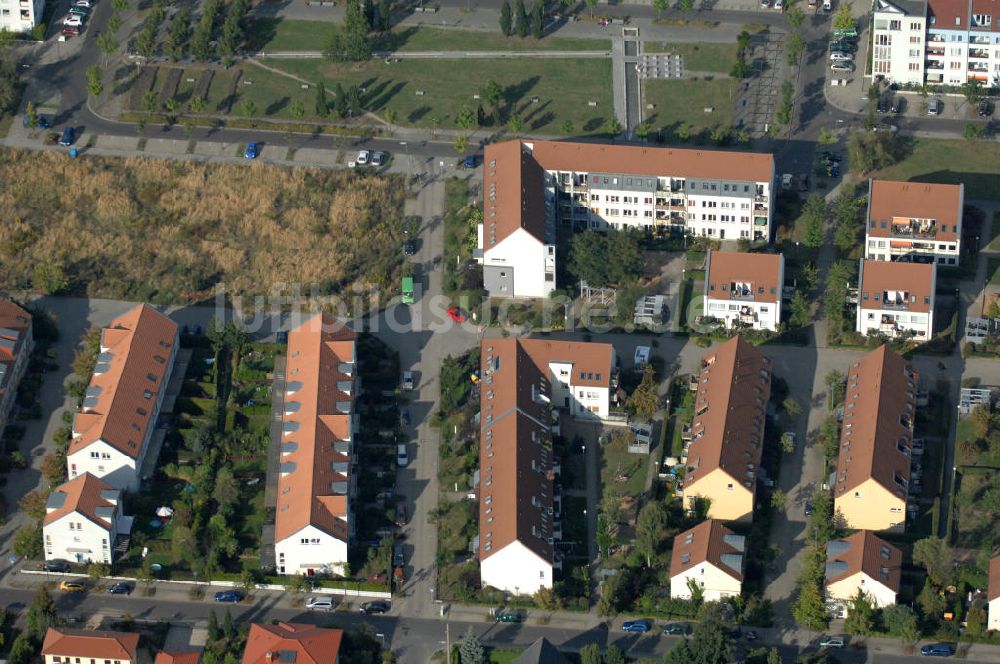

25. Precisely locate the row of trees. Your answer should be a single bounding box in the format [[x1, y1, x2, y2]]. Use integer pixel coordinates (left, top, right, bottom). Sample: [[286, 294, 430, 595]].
[[499, 0, 545, 39]]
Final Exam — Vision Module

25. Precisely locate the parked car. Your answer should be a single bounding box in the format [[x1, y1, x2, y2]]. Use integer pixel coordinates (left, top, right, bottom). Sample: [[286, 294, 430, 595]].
[[804, 502, 814, 516], [496, 609, 523, 623], [403, 239, 416, 256], [622, 620, 652, 633], [371, 151, 386, 167], [833, 26, 858, 37], [60, 25, 81, 36], [978, 100, 993, 117], [663, 622, 692, 635], [760, 0, 770, 7], [59, 581, 86, 592], [830, 62, 855, 72], [69, 6, 90, 16], [402, 370, 414, 390], [214, 590, 244, 603], [463, 155, 477, 169], [829, 39, 856, 53], [74, 0, 93, 6], [305, 597, 335, 611], [447, 307, 467, 323], [745, 631, 759, 641], [392, 545, 404, 567], [773, 0, 784, 10], [107, 582, 132, 595], [822, 0, 831, 11], [62, 14, 83, 25], [59, 127, 75, 146], [360, 600, 390, 614], [798, 173, 809, 192], [927, 99, 942, 115], [394, 501, 407, 527], [829, 51, 853, 62], [920, 644, 955, 657], [819, 636, 845, 648], [400, 407, 411, 427], [781, 173, 793, 189], [356, 150, 370, 165], [42, 560, 71, 573], [244, 142, 259, 159], [890, 98, 903, 113], [397, 443, 408, 467]]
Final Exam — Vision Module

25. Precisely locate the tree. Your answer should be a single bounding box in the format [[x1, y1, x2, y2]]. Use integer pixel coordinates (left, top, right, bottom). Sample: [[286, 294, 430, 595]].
[[456, 105, 477, 130], [792, 577, 829, 630], [790, 291, 811, 328], [499, 0, 513, 36], [586, 0, 597, 17], [881, 604, 919, 643], [531, 1, 544, 38], [779, 433, 796, 455], [508, 113, 524, 134], [86, 65, 104, 97], [771, 488, 787, 510], [687, 604, 734, 664], [24, 100, 38, 128], [824, 370, 845, 408], [786, 33, 805, 66], [607, 229, 643, 283], [818, 127, 835, 145], [960, 80, 983, 104], [913, 537, 954, 586], [207, 610, 220, 641], [453, 134, 468, 154], [189, 95, 207, 113], [604, 646, 625, 664], [479, 79, 503, 123], [26, 587, 56, 641], [0, 58, 17, 116], [627, 365, 659, 421], [7, 634, 34, 664], [384, 107, 397, 124], [289, 100, 306, 119], [783, 397, 801, 417], [964, 122, 985, 141], [848, 129, 902, 174], [32, 262, 69, 294], [786, 5, 805, 26], [767, 648, 782, 664], [325, 1, 372, 61], [833, 3, 854, 30], [653, 0, 669, 16], [515, 0, 529, 37], [561, 119, 574, 135], [314, 81, 328, 116], [20, 490, 49, 520], [378, 0, 391, 30], [223, 608, 235, 640], [580, 644, 603, 664], [605, 116, 622, 138], [801, 195, 826, 248], [458, 627, 485, 664], [240, 99, 258, 122], [142, 89, 159, 113], [844, 590, 877, 636], [97, 32, 119, 59], [635, 499, 668, 566], [677, 0, 694, 12]]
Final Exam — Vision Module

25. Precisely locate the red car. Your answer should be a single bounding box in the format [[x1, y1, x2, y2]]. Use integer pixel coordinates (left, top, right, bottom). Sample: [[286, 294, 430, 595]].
[[447, 307, 466, 323], [60, 25, 80, 36]]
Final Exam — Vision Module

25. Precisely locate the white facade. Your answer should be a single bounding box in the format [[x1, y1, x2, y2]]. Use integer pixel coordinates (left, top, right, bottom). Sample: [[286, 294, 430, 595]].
[[872, 0, 927, 84], [989, 597, 1000, 631], [826, 573, 898, 615], [925, 17, 1000, 87], [0, 0, 45, 35], [857, 300, 934, 339], [67, 441, 139, 494], [44, 510, 120, 565], [669, 561, 743, 602], [704, 295, 781, 331], [275, 524, 350, 577], [545, 359, 614, 420], [864, 235, 960, 263], [480, 228, 556, 299], [480, 540, 553, 595]]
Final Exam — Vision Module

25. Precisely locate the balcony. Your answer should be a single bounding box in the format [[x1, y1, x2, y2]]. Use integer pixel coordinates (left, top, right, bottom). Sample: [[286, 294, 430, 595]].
[[926, 48, 945, 57], [926, 61, 944, 70], [729, 284, 756, 301], [890, 221, 936, 238], [969, 49, 990, 60]]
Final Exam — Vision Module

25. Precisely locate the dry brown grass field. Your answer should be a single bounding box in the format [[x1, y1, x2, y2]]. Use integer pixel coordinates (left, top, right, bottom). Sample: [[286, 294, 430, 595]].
[[0, 149, 405, 303]]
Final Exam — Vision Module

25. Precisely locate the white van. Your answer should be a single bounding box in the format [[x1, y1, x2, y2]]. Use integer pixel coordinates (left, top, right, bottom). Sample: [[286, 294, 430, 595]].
[[397, 443, 409, 467], [774, 0, 784, 9], [822, 0, 832, 10]]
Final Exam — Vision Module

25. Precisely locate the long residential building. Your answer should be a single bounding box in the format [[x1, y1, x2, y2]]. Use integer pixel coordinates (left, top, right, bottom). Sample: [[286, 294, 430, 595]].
[[681, 337, 771, 522], [864, 180, 964, 265], [833, 346, 919, 532], [0, 296, 32, 436], [856, 259, 936, 340], [825, 530, 902, 616], [477, 140, 776, 298], [43, 472, 132, 564], [67, 305, 178, 492], [479, 338, 615, 594], [669, 519, 745, 602], [872, 0, 1000, 86], [42, 628, 142, 664], [242, 623, 343, 664], [703, 250, 784, 331], [274, 315, 357, 578]]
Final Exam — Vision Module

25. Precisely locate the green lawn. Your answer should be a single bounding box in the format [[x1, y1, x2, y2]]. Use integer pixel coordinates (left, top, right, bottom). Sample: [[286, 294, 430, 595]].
[[988, 257, 1000, 285], [247, 19, 611, 53], [600, 432, 648, 498], [642, 77, 736, 136], [641, 41, 738, 73], [872, 138, 1000, 202], [263, 57, 613, 133]]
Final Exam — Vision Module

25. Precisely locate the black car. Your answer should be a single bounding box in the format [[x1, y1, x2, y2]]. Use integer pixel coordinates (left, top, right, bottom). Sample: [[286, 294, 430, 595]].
[[107, 582, 132, 595], [804, 502, 814, 516], [745, 630, 759, 641], [979, 100, 993, 117], [360, 600, 390, 614], [403, 240, 416, 256], [875, 97, 889, 113], [59, 127, 75, 146], [42, 560, 71, 573]]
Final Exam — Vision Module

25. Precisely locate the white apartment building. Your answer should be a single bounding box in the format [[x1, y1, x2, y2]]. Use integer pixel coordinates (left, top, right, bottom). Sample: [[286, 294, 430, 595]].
[[43, 473, 132, 564], [274, 314, 357, 578], [703, 250, 784, 331], [989, 555, 1000, 631], [865, 179, 963, 265], [479, 338, 615, 594], [478, 140, 775, 298], [857, 259, 936, 340], [0, 0, 45, 36], [669, 519, 744, 602], [872, 0, 1000, 86], [873, 0, 928, 84], [66, 305, 178, 492], [825, 531, 902, 617], [0, 297, 32, 437]]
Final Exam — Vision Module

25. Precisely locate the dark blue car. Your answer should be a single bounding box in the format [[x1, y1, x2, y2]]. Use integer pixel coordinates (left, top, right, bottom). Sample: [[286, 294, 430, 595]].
[[463, 155, 476, 169], [401, 407, 410, 426], [244, 142, 259, 159], [59, 127, 75, 146], [622, 619, 651, 633], [920, 644, 955, 657], [214, 589, 244, 603], [107, 582, 132, 595]]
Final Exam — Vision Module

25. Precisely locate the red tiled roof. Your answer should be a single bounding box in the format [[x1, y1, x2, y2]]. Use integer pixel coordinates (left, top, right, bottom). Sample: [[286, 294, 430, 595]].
[[669, 519, 745, 582], [858, 259, 935, 314], [834, 346, 918, 497], [705, 250, 783, 304], [684, 337, 771, 492], [42, 628, 140, 660], [866, 180, 964, 242], [155, 651, 202, 664], [989, 555, 1000, 601], [275, 314, 356, 543], [825, 530, 902, 593], [482, 140, 547, 249], [928, 0, 969, 28], [43, 472, 116, 530], [242, 623, 342, 664], [69, 304, 178, 460], [0, 296, 31, 397]]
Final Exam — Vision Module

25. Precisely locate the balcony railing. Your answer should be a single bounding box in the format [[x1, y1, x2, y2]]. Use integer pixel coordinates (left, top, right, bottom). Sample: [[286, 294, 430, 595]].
[[729, 290, 756, 302], [890, 224, 936, 238], [926, 62, 944, 70], [969, 50, 990, 59], [881, 300, 910, 311]]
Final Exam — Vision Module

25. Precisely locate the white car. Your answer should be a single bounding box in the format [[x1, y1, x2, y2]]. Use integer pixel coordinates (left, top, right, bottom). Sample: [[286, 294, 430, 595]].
[[305, 597, 334, 611], [74, 0, 93, 6], [820, 636, 845, 648], [830, 61, 854, 72], [829, 51, 853, 62], [356, 150, 370, 165], [781, 173, 793, 189], [396, 443, 408, 467], [63, 14, 83, 25], [774, 0, 784, 9]]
